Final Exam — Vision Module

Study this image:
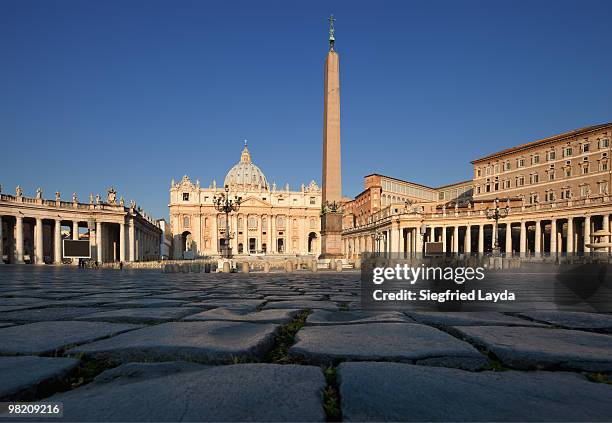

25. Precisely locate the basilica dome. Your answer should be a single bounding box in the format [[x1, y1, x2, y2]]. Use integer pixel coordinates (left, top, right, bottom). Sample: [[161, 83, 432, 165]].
[[223, 144, 269, 191]]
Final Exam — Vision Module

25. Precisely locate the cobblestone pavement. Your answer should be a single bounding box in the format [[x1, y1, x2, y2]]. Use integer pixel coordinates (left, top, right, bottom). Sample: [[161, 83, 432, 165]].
[[0, 266, 611, 422]]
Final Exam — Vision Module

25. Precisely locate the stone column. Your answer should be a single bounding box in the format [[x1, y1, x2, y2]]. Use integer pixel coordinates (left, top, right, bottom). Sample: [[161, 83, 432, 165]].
[[129, 218, 135, 262], [441, 226, 447, 253], [584, 216, 591, 252], [15, 216, 24, 264], [452, 226, 459, 253], [35, 217, 43, 264], [535, 220, 541, 255], [244, 214, 249, 254], [270, 215, 276, 253], [395, 225, 402, 254], [72, 221, 79, 240], [505, 223, 512, 255], [54, 219, 62, 264], [519, 221, 526, 256], [96, 221, 103, 263], [119, 222, 126, 262], [604, 214, 610, 253], [465, 225, 471, 253], [478, 224, 484, 253], [257, 215, 262, 252], [0, 216, 3, 264], [287, 216, 292, 254], [550, 219, 557, 255], [566, 217, 573, 254]]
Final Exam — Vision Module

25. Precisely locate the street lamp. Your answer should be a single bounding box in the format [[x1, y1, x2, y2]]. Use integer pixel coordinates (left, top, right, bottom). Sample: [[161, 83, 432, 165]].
[[213, 185, 241, 259], [485, 197, 509, 255]]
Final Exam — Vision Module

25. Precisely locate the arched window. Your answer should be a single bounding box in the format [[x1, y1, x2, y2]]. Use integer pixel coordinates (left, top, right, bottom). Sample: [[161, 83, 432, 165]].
[[204, 217, 209, 228], [262, 217, 267, 229], [238, 217, 243, 229]]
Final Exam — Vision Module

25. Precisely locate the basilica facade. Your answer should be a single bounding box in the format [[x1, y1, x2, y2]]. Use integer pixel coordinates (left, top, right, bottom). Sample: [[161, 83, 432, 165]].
[[169, 144, 322, 258]]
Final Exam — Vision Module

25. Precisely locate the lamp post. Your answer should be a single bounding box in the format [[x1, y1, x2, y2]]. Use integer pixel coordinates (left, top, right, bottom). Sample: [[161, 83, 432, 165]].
[[213, 185, 241, 259], [485, 197, 509, 256]]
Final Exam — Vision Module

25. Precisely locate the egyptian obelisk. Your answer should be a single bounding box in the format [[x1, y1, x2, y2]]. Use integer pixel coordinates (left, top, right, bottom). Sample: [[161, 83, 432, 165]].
[[319, 15, 343, 260]]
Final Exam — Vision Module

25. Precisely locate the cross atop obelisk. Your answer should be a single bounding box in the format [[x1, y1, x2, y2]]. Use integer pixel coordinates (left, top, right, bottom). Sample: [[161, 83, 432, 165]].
[[319, 15, 343, 260], [328, 15, 336, 51]]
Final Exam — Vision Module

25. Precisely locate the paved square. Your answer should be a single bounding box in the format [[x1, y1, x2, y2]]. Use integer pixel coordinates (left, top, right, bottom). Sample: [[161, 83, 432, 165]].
[[0, 267, 611, 421]]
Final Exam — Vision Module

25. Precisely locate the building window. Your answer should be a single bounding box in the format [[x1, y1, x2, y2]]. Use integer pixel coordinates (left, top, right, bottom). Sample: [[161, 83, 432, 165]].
[[504, 161, 511, 171], [548, 171, 555, 181], [476, 169, 481, 177], [503, 180, 510, 189], [529, 193, 538, 204], [582, 143, 590, 153], [310, 197, 316, 204], [530, 173, 539, 184], [547, 150, 556, 161], [580, 185, 589, 197], [517, 158, 525, 168], [564, 147, 572, 157], [276, 216, 286, 230], [182, 193, 190, 201], [516, 176, 525, 187], [599, 181, 608, 194], [561, 188, 571, 200], [494, 178, 499, 191], [261, 217, 267, 229], [532, 155, 540, 165], [601, 160, 609, 172], [582, 164, 589, 174], [494, 164, 500, 173], [564, 167, 572, 178], [599, 138, 609, 149], [248, 216, 257, 228], [545, 191, 555, 202], [183, 216, 190, 228]]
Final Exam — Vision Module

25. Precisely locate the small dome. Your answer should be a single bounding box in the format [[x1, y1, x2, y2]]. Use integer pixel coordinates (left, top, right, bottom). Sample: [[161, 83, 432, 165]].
[[223, 144, 269, 190]]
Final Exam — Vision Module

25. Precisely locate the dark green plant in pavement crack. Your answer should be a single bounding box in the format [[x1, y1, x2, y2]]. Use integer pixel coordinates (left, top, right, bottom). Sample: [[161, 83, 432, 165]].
[[323, 366, 341, 421], [264, 309, 311, 364]]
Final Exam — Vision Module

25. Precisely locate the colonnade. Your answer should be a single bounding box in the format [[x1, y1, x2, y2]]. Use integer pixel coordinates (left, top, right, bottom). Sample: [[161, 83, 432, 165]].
[[0, 214, 161, 265], [343, 213, 611, 257]]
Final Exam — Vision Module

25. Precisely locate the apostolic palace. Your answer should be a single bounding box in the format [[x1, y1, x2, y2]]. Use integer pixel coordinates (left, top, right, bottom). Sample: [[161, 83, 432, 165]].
[[342, 123, 612, 258]]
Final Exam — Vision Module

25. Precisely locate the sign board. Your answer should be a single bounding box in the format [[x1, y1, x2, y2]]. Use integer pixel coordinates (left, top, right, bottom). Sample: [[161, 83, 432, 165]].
[[425, 241, 444, 255], [63, 239, 91, 259]]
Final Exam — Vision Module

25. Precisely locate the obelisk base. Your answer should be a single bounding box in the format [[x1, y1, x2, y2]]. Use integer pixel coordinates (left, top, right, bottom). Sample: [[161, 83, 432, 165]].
[[319, 212, 343, 259]]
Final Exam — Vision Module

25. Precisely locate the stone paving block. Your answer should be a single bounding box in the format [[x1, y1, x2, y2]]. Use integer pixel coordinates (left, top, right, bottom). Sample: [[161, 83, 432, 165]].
[[264, 300, 339, 311], [76, 307, 202, 323], [517, 311, 612, 332], [0, 305, 39, 313], [306, 310, 413, 325], [289, 323, 488, 370], [48, 363, 325, 421], [185, 299, 266, 311], [0, 356, 79, 401], [0, 307, 107, 322], [0, 321, 142, 355], [406, 311, 548, 327], [69, 321, 279, 364], [104, 298, 187, 308], [338, 362, 612, 422], [183, 307, 300, 324], [453, 325, 612, 372]]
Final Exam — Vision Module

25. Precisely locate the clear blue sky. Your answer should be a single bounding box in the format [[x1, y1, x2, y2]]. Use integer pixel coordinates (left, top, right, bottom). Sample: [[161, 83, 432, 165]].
[[2, 0, 611, 218]]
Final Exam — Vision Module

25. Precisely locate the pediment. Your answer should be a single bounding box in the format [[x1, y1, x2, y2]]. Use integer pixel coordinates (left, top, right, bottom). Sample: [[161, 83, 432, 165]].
[[239, 196, 271, 207]]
